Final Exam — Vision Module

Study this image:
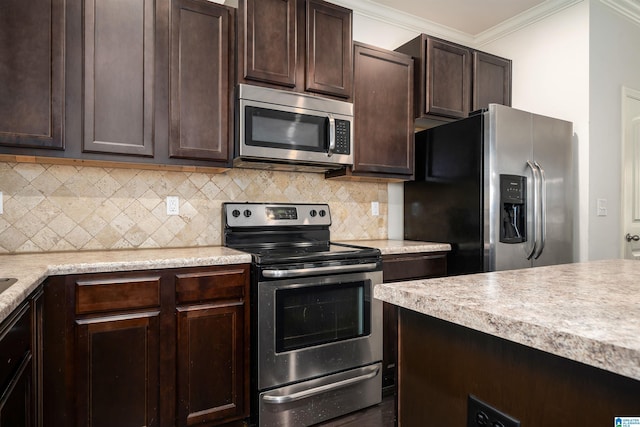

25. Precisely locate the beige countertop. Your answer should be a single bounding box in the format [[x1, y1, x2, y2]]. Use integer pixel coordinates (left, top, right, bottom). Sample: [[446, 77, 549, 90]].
[[0, 240, 446, 324], [337, 239, 451, 255], [374, 259, 640, 381], [0, 246, 251, 324]]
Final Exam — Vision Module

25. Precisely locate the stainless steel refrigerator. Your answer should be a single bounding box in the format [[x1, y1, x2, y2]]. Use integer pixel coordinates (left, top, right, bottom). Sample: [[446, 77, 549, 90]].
[[404, 104, 573, 275]]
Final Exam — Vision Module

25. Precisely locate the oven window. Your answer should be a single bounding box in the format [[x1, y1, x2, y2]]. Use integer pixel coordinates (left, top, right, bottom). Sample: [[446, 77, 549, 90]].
[[275, 281, 370, 353], [245, 106, 327, 152]]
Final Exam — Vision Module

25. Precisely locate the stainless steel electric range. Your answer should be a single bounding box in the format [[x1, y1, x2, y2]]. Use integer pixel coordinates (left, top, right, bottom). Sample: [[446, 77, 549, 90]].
[[223, 202, 383, 427]]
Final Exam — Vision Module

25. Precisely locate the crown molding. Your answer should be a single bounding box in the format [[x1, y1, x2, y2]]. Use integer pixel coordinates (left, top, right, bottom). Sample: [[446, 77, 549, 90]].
[[475, 0, 583, 46], [600, 0, 640, 26], [329, 0, 476, 46], [331, 0, 584, 48]]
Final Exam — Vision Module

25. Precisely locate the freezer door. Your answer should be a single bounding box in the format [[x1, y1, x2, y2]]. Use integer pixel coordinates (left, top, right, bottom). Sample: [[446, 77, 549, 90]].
[[405, 116, 484, 276], [531, 113, 573, 267], [487, 104, 535, 271]]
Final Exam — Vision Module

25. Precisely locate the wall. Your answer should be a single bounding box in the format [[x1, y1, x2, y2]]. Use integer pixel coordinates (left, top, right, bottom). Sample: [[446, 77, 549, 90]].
[[0, 162, 387, 254], [588, 0, 640, 259]]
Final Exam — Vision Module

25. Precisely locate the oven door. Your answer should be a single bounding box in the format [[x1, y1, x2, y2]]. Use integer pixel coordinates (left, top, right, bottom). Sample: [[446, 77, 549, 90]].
[[257, 269, 382, 391]]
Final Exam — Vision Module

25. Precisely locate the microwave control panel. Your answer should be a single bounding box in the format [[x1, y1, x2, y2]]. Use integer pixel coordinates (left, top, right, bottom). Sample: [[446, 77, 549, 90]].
[[334, 120, 350, 154]]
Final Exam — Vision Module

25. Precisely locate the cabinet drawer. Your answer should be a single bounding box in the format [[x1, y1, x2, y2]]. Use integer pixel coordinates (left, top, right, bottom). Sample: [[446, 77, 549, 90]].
[[75, 276, 161, 315], [0, 302, 31, 390], [175, 265, 249, 305], [382, 252, 447, 282]]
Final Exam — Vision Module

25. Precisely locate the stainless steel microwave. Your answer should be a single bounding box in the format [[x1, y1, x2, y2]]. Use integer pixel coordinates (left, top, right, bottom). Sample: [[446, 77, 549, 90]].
[[235, 84, 354, 172]]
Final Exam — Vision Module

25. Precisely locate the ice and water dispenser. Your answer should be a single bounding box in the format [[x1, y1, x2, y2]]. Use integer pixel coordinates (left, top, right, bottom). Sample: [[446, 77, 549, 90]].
[[499, 175, 526, 243]]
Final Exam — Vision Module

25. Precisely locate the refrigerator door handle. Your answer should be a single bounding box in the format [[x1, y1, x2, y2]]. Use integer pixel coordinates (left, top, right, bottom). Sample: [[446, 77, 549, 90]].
[[533, 161, 546, 259], [526, 161, 539, 260]]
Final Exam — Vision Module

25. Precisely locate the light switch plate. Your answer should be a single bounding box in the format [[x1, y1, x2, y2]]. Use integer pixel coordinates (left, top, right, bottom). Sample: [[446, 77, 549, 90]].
[[0, 191, 3, 214], [597, 198, 607, 216]]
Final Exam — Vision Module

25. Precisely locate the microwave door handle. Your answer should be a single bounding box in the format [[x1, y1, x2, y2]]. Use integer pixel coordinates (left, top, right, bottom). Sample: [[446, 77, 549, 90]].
[[327, 113, 335, 156]]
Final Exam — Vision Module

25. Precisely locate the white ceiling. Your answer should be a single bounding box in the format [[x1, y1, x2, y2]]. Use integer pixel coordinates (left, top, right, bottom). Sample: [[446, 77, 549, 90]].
[[368, 0, 548, 36]]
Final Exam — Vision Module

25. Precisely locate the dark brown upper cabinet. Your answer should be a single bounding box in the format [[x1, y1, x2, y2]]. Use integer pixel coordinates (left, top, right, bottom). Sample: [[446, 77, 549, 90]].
[[82, 0, 157, 157], [396, 34, 511, 121], [169, 0, 234, 162], [238, 0, 353, 99], [473, 51, 512, 111], [327, 43, 414, 181], [0, 0, 64, 150], [396, 35, 472, 120], [1, 0, 235, 170], [304, 0, 352, 98], [239, 0, 297, 87]]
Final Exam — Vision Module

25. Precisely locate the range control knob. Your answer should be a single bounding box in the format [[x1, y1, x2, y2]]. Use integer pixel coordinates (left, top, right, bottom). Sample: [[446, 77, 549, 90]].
[[319, 209, 326, 217], [243, 209, 252, 218], [232, 209, 241, 218], [310, 209, 317, 217]]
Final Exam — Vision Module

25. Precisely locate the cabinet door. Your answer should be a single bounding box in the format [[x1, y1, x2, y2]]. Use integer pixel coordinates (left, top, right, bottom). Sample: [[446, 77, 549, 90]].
[[0, 301, 34, 427], [169, 0, 233, 162], [0, 0, 64, 150], [305, 0, 352, 98], [472, 51, 512, 111], [426, 38, 472, 119], [83, 0, 156, 156], [175, 266, 249, 426], [0, 356, 33, 427], [381, 252, 447, 391], [352, 43, 414, 178], [177, 302, 245, 426], [240, 0, 297, 87], [75, 312, 161, 427]]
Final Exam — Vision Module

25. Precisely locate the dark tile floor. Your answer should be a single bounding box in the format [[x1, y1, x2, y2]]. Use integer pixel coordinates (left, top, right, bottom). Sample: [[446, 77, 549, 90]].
[[314, 394, 396, 427]]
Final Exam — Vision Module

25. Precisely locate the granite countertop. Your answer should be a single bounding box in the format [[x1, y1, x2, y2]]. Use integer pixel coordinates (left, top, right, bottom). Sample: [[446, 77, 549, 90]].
[[374, 259, 640, 381], [337, 239, 451, 255], [0, 246, 252, 324], [0, 239, 446, 325]]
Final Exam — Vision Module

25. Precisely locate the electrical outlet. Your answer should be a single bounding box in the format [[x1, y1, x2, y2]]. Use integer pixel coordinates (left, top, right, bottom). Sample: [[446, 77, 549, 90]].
[[467, 395, 520, 427], [166, 196, 180, 216]]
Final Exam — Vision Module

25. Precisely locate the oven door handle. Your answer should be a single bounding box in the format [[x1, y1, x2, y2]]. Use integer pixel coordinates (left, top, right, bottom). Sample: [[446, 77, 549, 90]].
[[261, 365, 380, 404], [262, 262, 379, 278]]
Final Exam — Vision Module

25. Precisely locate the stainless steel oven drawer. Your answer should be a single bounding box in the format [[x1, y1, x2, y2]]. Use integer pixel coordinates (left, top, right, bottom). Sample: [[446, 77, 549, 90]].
[[258, 362, 382, 427]]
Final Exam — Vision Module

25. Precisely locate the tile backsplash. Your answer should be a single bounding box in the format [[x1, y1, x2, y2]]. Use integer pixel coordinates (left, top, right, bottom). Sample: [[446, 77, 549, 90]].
[[0, 162, 388, 254]]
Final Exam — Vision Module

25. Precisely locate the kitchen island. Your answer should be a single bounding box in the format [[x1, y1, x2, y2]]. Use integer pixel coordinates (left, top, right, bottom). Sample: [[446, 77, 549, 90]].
[[374, 259, 640, 425]]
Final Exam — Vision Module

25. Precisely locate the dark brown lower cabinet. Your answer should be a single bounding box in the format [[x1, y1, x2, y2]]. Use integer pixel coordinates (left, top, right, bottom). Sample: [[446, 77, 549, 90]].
[[398, 308, 640, 425], [0, 288, 42, 427], [75, 312, 161, 427], [381, 252, 447, 394], [44, 264, 250, 427], [0, 356, 33, 427], [175, 268, 248, 426]]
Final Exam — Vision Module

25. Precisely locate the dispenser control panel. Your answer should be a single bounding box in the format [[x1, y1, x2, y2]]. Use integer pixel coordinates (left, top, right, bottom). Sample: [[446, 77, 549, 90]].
[[499, 175, 526, 244]]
